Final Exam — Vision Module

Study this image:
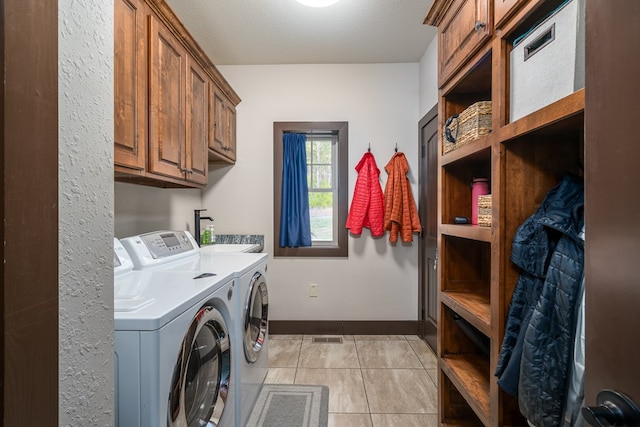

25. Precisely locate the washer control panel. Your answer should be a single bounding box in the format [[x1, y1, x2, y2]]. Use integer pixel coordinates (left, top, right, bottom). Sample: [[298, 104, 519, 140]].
[[139, 231, 194, 258], [120, 230, 199, 269]]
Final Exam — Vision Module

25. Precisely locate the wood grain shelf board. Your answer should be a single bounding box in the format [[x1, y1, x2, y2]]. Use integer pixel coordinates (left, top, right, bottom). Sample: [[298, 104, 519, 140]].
[[442, 135, 492, 166], [440, 224, 492, 242], [441, 355, 491, 427], [500, 89, 585, 142], [441, 291, 491, 336]]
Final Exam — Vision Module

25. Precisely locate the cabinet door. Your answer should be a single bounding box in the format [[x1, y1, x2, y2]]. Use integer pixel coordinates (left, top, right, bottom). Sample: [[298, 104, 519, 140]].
[[148, 14, 186, 180], [114, 0, 146, 172], [224, 102, 236, 162], [185, 56, 209, 185], [210, 88, 227, 155], [494, 0, 523, 28], [438, 0, 491, 86]]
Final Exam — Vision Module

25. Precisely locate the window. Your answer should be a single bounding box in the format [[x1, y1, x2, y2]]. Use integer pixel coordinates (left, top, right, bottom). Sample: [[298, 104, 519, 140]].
[[274, 122, 348, 257]]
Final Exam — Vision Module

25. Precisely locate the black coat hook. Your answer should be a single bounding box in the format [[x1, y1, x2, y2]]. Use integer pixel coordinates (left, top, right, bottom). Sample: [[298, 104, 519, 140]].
[[394, 143, 398, 152], [368, 143, 371, 152]]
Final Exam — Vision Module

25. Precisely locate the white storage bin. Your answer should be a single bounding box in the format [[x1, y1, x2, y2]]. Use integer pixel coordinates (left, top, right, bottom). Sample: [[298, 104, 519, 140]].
[[509, 0, 585, 122]]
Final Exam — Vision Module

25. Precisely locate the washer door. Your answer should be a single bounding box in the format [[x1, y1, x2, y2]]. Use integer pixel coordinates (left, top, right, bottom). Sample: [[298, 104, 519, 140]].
[[244, 272, 268, 363], [168, 305, 231, 427]]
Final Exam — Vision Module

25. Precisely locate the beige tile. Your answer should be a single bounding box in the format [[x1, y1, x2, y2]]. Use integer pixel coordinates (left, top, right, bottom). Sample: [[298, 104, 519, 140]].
[[362, 368, 437, 414], [404, 335, 422, 341], [298, 340, 360, 368], [295, 368, 369, 413], [408, 338, 438, 369], [370, 414, 438, 427], [264, 368, 296, 384], [269, 334, 303, 341], [329, 413, 373, 427], [268, 339, 301, 368], [426, 368, 438, 386], [354, 335, 406, 341], [357, 340, 423, 369]]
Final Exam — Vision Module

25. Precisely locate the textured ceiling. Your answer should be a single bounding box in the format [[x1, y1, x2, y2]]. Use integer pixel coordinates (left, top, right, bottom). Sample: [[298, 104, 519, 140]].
[[165, 0, 437, 65]]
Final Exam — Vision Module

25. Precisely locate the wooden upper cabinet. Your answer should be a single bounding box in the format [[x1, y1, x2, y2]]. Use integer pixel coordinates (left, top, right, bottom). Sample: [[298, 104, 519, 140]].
[[426, 0, 491, 87], [148, 13, 186, 181], [185, 56, 209, 185], [114, 0, 146, 172], [114, 0, 240, 187], [494, 0, 524, 28], [209, 88, 236, 163]]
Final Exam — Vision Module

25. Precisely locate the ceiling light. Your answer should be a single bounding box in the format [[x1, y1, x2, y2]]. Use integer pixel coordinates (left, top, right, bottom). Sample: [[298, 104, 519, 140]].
[[296, 0, 340, 7]]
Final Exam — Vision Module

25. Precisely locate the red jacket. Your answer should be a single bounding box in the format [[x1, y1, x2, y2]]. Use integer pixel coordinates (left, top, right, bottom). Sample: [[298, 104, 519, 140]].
[[346, 152, 385, 236], [383, 152, 422, 243]]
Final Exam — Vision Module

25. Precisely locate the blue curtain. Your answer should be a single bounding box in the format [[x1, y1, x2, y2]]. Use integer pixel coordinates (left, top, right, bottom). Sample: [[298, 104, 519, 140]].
[[279, 133, 312, 247]]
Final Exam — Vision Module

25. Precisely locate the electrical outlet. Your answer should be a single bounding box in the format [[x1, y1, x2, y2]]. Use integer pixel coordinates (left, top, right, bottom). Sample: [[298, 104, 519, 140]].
[[309, 283, 318, 297]]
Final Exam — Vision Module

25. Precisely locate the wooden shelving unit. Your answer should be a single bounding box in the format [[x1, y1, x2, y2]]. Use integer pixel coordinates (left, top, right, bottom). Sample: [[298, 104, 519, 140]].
[[425, 0, 585, 424]]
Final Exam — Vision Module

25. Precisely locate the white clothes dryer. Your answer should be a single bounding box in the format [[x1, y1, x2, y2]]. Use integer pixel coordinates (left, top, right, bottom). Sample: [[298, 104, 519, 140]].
[[114, 238, 236, 427], [197, 251, 269, 427]]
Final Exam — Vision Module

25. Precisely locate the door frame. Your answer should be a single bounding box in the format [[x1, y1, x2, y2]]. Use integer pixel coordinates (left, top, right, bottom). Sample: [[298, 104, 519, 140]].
[[418, 103, 438, 352], [1, 0, 59, 422]]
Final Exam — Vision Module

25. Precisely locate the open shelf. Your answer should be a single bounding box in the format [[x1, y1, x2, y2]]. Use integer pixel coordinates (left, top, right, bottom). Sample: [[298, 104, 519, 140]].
[[441, 291, 491, 336], [500, 89, 585, 143], [442, 136, 492, 167], [441, 236, 490, 292], [441, 356, 491, 427], [440, 371, 487, 426], [441, 224, 491, 242], [442, 159, 492, 226]]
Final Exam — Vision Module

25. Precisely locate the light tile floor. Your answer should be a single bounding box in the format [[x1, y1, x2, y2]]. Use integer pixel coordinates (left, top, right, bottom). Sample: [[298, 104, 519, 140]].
[[267, 335, 439, 427]]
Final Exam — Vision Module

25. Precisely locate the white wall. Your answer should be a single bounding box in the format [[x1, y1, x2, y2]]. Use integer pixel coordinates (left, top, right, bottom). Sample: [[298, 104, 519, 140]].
[[419, 37, 439, 118], [208, 64, 421, 321], [114, 183, 202, 238], [59, 0, 115, 424]]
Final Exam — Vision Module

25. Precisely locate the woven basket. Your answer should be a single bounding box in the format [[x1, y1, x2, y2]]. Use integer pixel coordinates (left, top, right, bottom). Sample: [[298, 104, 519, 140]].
[[443, 101, 492, 154], [477, 194, 492, 227]]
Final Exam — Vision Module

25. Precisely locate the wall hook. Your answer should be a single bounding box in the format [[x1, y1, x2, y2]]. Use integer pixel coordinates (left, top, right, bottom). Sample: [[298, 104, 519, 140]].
[[368, 143, 371, 152], [394, 143, 398, 152]]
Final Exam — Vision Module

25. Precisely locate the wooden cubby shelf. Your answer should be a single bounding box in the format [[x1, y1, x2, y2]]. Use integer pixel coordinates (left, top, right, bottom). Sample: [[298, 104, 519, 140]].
[[441, 224, 491, 242], [441, 135, 492, 167], [441, 291, 491, 336], [428, 0, 585, 425], [441, 355, 491, 427], [500, 89, 585, 143]]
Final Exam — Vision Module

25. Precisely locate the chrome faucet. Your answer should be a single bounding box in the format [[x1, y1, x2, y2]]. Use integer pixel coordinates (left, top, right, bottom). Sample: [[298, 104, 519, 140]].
[[194, 209, 214, 247]]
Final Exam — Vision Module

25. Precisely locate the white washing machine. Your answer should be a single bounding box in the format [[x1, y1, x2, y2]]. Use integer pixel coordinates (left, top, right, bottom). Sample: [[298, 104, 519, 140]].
[[121, 231, 270, 427], [114, 238, 237, 427]]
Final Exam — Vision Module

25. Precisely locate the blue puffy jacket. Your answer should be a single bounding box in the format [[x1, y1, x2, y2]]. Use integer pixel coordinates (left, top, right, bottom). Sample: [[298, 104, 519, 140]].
[[495, 174, 584, 426]]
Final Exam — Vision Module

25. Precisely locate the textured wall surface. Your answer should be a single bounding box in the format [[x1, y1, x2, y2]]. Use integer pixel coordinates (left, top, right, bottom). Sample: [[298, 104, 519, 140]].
[[59, 1, 115, 425]]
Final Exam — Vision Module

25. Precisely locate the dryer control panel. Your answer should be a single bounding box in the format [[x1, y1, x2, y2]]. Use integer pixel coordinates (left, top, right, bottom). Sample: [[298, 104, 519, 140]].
[[120, 230, 199, 269]]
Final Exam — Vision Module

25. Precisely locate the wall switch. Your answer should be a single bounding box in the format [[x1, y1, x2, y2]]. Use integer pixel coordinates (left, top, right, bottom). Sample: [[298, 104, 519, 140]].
[[309, 283, 318, 297]]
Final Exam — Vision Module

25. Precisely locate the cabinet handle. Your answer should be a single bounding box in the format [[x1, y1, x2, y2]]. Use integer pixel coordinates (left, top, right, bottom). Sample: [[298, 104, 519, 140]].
[[474, 21, 486, 31]]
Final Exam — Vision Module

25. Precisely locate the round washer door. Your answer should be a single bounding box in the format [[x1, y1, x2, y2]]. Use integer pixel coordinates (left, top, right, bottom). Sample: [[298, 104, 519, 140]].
[[168, 305, 231, 427], [244, 272, 268, 363]]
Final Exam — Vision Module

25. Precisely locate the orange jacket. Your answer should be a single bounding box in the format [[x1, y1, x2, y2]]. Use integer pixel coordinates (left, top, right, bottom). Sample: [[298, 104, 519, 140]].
[[383, 152, 422, 242], [346, 152, 385, 236]]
